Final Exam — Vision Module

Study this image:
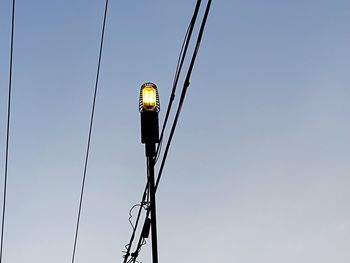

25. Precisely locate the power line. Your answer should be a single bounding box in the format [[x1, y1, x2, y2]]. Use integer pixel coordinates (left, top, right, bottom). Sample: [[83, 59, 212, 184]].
[[71, 1, 109, 262], [0, 0, 16, 262], [156, 0, 212, 190], [128, 0, 212, 262], [122, 1, 202, 262], [155, 0, 202, 163]]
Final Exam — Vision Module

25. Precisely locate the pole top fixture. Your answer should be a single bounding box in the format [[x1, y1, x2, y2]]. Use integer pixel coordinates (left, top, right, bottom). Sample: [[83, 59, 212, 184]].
[[139, 83, 160, 113]]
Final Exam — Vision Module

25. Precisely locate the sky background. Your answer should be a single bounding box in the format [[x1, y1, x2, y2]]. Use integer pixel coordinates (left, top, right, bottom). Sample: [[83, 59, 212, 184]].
[[1, 0, 350, 262]]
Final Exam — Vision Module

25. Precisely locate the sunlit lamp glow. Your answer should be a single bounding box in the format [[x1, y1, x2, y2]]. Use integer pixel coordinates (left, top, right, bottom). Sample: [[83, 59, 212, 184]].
[[140, 83, 159, 112], [142, 87, 157, 110]]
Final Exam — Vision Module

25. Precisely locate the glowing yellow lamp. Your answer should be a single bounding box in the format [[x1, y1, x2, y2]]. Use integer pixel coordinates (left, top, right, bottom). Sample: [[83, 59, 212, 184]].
[[140, 83, 159, 112], [142, 86, 157, 111]]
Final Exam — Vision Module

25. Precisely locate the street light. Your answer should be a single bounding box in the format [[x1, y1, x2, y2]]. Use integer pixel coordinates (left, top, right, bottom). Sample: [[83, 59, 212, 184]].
[[139, 83, 160, 156], [139, 82, 159, 263]]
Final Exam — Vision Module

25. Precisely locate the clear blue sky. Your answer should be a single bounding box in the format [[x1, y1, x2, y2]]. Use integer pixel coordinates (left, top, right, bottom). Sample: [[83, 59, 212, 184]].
[[1, 1, 350, 262]]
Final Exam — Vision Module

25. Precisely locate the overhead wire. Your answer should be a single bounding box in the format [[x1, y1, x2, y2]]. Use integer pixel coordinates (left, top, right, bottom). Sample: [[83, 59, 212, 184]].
[[122, 1, 202, 262], [155, 0, 212, 190], [0, 0, 16, 262], [70, 1, 109, 263], [129, 0, 212, 262], [128, 204, 148, 231], [155, 0, 202, 164], [155, 19, 192, 163]]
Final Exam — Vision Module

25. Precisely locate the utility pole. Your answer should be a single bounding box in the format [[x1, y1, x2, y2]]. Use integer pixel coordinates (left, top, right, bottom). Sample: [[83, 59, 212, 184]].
[[139, 83, 160, 263]]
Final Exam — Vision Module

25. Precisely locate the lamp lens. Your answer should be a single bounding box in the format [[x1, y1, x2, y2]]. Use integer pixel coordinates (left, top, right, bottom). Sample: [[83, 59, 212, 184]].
[[142, 86, 157, 111]]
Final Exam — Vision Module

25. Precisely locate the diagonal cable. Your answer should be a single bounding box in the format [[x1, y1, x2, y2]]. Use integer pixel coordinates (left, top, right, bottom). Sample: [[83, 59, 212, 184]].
[[71, 1, 109, 262], [0, 0, 16, 262], [155, 1, 200, 163], [156, 0, 212, 190]]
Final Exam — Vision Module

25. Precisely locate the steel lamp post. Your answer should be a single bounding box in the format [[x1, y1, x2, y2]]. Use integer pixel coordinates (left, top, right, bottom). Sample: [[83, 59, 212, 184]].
[[139, 82, 160, 263]]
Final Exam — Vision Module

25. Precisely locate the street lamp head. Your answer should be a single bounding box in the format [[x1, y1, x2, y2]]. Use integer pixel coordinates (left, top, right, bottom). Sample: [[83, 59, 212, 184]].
[[139, 83, 160, 112], [139, 82, 160, 152]]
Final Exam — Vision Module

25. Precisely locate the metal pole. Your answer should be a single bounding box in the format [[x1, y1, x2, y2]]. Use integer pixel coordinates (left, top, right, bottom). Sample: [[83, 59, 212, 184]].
[[147, 147, 158, 263]]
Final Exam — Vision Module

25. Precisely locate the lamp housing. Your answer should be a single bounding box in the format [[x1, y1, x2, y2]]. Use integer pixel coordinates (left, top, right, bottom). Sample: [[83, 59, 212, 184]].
[[139, 83, 160, 146]]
